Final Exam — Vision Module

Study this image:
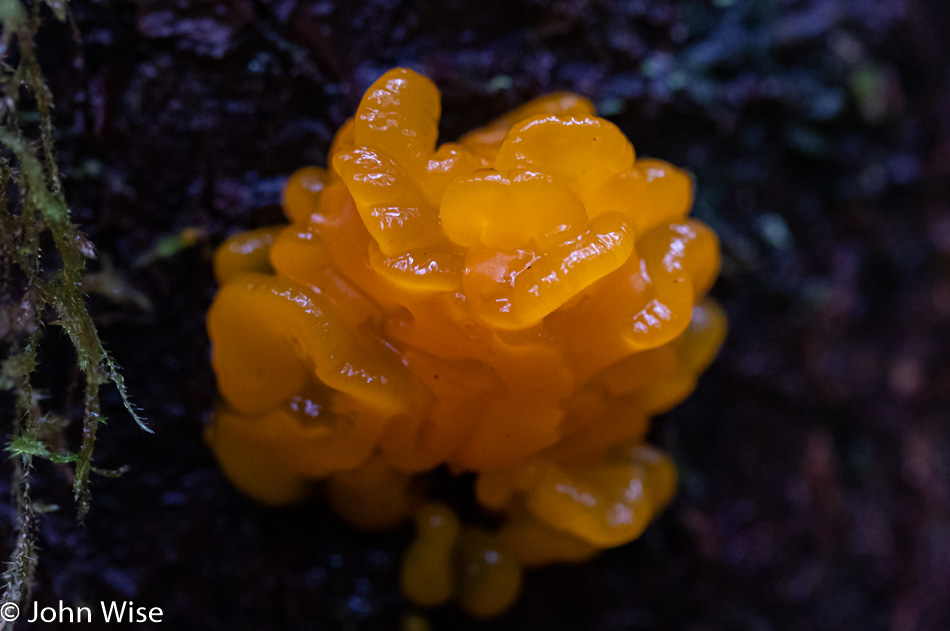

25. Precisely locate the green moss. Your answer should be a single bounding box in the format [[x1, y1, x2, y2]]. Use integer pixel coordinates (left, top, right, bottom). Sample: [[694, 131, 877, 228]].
[[0, 0, 147, 613]]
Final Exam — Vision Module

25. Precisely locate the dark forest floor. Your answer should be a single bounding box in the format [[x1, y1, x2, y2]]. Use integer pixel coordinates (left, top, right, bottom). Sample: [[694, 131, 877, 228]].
[[3, 0, 950, 629]]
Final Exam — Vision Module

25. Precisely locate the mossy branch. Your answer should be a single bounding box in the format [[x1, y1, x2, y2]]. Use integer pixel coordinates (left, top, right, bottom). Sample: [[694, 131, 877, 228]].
[[0, 0, 148, 622]]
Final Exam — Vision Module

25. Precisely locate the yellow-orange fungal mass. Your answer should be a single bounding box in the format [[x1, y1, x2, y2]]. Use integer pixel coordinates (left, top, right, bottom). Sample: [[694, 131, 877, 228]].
[[206, 67, 725, 617]]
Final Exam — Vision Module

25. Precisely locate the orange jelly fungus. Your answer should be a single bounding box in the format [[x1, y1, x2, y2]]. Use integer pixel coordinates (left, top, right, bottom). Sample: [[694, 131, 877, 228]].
[[206, 68, 725, 617]]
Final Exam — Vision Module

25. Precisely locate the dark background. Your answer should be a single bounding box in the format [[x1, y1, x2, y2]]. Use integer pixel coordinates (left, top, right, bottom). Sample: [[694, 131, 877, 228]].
[[4, 0, 950, 629]]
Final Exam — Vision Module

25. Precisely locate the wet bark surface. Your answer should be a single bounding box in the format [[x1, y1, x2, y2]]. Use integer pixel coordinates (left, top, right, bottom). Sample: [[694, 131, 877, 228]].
[[4, 0, 950, 629]]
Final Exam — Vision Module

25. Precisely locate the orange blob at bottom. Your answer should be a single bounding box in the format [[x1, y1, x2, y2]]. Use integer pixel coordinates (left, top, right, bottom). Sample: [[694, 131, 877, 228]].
[[206, 67, 725, 617]]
